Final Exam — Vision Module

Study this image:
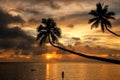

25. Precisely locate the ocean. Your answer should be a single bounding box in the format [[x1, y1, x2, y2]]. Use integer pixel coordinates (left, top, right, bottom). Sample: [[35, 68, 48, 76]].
[[0, 62, 119, 80]]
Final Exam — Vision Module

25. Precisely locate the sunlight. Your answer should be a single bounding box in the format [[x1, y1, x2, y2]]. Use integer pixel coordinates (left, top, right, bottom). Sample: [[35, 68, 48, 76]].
[[18, 55, 31, 59], [45, 52, 62, 60], [46, 54, 53, 60]]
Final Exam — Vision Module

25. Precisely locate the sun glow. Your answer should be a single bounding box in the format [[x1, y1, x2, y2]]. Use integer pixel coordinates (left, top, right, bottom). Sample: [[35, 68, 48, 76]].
[[45, 52, 61, 60], [46, 54, 53, 59]]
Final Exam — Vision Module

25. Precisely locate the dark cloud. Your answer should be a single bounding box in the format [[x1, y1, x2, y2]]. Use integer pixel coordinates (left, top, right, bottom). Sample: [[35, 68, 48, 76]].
[[0, 9, 24, 26], [58, 11, 89, 24], [72, 37, 81, 41], [11, 7, 42, 15], [0, 8, 55, 55], [19, 45, 49, 55], [113, 18, 120, 27], [0, 8, 34, 54], [74, 42, 81, 46], [47, 0, 61, 9], [28, 18, 40, 24], [0, 8, 65, 55], [22, 0, 61, 10], [84, 37, 100, 41], [25, 9, 41, 15], [61, 12, 88, 20], [92, 46, 120, 54], [73, 42, 120, 56], [67, 24, 74, 28]]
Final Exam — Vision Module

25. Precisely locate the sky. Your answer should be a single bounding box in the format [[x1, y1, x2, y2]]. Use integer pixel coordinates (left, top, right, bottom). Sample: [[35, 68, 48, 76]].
[[0, 0, 120, 61]]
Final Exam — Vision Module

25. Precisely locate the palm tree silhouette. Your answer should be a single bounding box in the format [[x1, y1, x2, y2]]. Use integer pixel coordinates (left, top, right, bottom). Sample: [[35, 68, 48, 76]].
[[89, 3, 120, 36], [36, 18, 120, 64], [36, 18, 61, 45]]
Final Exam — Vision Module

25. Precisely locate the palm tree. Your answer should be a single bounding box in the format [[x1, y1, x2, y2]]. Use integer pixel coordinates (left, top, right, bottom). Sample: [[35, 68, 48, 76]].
[[36, 18, 120, 64], [88, 3, 120, 36]]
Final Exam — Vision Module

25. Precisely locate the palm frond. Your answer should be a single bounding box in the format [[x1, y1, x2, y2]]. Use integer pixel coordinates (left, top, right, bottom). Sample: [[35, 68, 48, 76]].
[[52, 27, 61, 38], [37, 25, 46, 32], [101, 22, 105, 32], [39, 34, 47, 45], [41, 18, 47, 24], [89, 10, 98, 16], [107, 16, 115, 20], [105, 20, 112, 28], [91, 19, 100, 29], [50, 32, 58, 43], [46, 18, 53, 28], [88, 18, 97, 23], [96, 3, 103, 13], [105, 12, 115, 20], [106, 12, 115, 16], [104, 15, 115, 20], [102, 18, 111, 26], [102, 5, 108, 14], [36, 31, 47, 41]]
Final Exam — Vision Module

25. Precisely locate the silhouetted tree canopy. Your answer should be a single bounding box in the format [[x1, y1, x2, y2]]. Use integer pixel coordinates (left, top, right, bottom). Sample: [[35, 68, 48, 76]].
[[89, 3, 120, 37], [36, 18, 61, 45]]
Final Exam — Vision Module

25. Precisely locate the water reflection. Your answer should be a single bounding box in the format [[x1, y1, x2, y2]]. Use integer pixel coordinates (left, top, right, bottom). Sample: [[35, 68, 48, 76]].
[[45, 63, 120, 80], [46, 64, 50, 80], [46, 63, 60, 80], [0, 63, 119, 80]]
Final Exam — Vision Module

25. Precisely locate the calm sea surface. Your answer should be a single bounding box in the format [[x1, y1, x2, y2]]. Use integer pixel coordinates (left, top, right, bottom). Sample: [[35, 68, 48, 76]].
[[0, 62, 119, 80]]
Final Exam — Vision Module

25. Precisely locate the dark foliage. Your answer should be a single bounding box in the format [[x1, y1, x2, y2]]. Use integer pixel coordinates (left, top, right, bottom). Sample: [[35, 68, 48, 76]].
[[89, 3, 120, 36]]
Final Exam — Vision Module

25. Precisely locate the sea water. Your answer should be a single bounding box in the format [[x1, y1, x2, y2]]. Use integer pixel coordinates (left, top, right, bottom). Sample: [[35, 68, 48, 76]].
[[0, 62, 119, 80]]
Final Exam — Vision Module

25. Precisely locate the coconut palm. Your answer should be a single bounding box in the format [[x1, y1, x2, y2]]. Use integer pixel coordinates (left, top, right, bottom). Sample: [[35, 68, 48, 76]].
[[36, 18, 61, 45], [36, 18, 120, 64], [89, 3, 120, 36]]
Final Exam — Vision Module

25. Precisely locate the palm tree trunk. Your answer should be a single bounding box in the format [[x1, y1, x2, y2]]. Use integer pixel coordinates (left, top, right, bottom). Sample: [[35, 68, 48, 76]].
[[106, 27, 120, 37], [48, 36, 120, 64]]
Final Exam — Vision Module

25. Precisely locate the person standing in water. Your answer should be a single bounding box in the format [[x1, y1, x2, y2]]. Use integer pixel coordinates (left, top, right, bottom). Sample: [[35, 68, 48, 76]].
[[62, 71, 64, 80]]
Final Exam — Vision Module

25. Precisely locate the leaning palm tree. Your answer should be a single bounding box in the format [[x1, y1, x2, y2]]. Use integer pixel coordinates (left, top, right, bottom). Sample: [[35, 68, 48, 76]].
[[36, 18, 120, 64], [89, 3, 120, 36]]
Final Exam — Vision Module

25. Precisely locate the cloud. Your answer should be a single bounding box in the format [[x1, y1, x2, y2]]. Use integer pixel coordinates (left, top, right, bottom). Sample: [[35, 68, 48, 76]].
[[15, 7, 42, 15], [74, 42, 81, 46], [84, 37, 100, 41], [113, 18, 120, 27], [28, 18, 40, 24], [0, 8, 34, 52], [72, 37, 81, 41], [22, 0, 61, 10], [47, 0, 61, 9], [58, 11, 89, 25], [60, 12, 88, 20], [0, 8, 59, 56], [83, 34, 110, 38], [67, 24, 74, 28], [0, 9, 24, 26], [72, 42, 120, 56]]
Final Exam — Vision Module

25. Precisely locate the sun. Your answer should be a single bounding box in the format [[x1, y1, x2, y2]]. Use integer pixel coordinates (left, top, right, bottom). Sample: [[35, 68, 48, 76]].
[[46, 54, 53, 60], [45, 52, 62, 60]]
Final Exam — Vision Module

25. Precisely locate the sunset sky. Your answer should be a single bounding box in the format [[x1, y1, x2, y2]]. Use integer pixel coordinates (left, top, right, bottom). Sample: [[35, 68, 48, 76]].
[[0, 0, 120, 61]]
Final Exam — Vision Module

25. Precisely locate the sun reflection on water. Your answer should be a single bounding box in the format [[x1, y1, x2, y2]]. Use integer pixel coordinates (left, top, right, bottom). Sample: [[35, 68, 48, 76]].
[[46, 64, 50, 80]]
